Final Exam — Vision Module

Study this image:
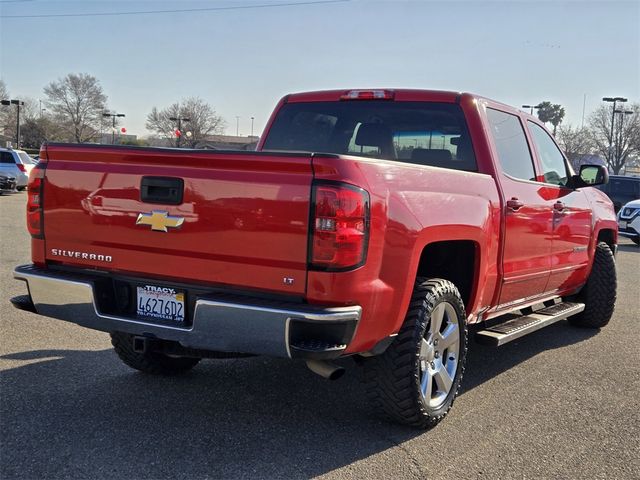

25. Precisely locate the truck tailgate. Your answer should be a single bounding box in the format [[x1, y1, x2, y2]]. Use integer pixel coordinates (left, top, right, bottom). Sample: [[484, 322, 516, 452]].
[[42, 145, 313, 295]]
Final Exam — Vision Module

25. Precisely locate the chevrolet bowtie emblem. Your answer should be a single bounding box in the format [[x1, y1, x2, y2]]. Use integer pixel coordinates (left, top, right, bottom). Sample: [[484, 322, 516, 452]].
[[136, 210, 184, 232]]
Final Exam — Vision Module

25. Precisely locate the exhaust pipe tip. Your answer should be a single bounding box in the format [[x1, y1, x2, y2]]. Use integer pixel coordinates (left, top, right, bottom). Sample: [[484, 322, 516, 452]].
[[306, 360, 345, 380]]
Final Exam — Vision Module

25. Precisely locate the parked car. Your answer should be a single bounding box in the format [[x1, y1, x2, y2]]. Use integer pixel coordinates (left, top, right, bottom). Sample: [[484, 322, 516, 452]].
[[617, 199, 640, 246], [0, 148, 36, 190], [0, 171, 17, 194], [597, 175, 640, 212], [12, 89, 618, 429]]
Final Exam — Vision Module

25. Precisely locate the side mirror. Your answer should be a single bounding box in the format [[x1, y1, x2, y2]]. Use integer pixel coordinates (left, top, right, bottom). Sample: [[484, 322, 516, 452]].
[[578, 164, 609, 187]]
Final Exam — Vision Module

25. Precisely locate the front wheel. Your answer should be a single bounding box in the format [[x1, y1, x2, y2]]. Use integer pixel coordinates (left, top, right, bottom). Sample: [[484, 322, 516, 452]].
[[363, 278, 468, 429], [111, 332, 201, 375], [569, 242, 616, 328]]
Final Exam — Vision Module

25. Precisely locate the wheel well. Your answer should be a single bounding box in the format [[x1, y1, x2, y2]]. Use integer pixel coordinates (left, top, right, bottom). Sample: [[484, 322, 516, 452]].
[[597, 229, 616, 251], [415, 240, 478, 307]]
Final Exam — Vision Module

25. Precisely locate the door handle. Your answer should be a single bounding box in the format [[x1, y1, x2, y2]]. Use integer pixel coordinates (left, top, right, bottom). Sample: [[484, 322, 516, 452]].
[[506, 198, 524, 211], [141, 176, 184, 205]]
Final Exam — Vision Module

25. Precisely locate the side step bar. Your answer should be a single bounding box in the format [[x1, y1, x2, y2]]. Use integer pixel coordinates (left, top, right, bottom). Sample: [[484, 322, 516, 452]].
[[475, 302, 585, 346]]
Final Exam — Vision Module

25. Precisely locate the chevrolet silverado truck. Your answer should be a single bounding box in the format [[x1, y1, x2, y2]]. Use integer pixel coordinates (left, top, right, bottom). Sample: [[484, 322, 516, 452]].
[[12, 89, 618, 428]]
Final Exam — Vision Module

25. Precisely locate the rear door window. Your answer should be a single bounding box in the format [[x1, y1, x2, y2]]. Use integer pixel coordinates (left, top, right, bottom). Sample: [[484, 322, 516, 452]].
[[486, 108, 536, 181]]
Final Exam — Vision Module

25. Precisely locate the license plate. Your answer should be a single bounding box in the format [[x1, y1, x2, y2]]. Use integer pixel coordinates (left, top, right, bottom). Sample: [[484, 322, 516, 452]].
[[136, 285, 185, 323], [618, 220, 628, 230]]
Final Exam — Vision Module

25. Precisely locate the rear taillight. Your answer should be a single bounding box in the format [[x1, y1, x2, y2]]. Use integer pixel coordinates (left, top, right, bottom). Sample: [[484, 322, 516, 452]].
[[310, 183, 369, 270], [27, 165, 45, 238], [16, 163, 26, 172]]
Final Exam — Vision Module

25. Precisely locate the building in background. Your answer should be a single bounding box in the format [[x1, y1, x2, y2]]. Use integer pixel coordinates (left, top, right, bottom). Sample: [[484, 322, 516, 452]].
[[195, 135, 259, 151], [96, 133, 139, 145]]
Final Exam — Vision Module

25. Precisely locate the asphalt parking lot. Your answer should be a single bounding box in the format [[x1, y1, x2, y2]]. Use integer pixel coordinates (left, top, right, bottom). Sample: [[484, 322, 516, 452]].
[[1, 190, 639, 480]]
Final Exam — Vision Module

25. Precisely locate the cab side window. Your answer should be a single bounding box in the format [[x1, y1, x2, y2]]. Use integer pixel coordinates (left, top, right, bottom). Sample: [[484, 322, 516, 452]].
[[527, 122, 569, 186], [486, 108, 536, 181]]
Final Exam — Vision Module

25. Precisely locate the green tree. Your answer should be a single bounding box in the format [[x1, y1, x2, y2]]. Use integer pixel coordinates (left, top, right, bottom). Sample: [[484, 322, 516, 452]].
[[536, 101, 565, 136]]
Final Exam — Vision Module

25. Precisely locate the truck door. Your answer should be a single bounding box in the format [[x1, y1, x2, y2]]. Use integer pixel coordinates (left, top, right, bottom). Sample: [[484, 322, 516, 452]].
[[485, 108, 553, 308], [526, 121, 592, 294]]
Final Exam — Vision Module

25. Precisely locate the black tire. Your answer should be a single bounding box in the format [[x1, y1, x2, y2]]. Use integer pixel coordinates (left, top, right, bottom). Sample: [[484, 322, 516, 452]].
[[363, 278, 468, 429], [16, 186, 25, 191], [632, 237, 640, 246], [110, 332, 201, 375], [569, 242, 616, 329]]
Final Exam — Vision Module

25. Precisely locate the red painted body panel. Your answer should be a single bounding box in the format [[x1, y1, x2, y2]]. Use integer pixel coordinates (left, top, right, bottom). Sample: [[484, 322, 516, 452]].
[[32, 88, 618, 356], [309, 154, 500, 353], [41, 147, 314, 296]]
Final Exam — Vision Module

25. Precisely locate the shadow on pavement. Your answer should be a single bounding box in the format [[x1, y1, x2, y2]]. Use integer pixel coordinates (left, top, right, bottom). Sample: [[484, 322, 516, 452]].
[[617, 243, 639, 253], [0, 321, 596, 479]]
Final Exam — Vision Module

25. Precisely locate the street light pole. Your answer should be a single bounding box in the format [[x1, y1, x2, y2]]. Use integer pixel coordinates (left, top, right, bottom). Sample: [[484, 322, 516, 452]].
[[602, 97, 627, 166], [522, 104, 541, 115], [15, 101, 21, 148], [1, 99, 25, 148], [250, 116, 255, 137], [169, 116, 190, 147], [102, 112, 125, 145], [235, 116, 240, 137]]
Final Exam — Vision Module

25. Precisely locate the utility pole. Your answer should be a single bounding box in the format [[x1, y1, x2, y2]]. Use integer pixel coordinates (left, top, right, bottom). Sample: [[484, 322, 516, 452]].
[[102, 112, 125, 145], [1, 99, 24, 148], [169, 116, 190, 147]]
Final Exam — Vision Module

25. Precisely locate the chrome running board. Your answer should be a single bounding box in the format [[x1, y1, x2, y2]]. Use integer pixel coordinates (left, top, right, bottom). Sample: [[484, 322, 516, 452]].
[[475, 302, 585, 346]]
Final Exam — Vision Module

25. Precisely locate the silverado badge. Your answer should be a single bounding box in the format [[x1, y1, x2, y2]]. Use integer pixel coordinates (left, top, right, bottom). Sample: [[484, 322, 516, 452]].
[[136, 211, 184, 232]]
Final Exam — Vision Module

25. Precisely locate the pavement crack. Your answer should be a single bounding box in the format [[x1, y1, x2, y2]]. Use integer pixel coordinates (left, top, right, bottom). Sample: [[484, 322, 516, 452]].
[[385, 434, 427, 479]]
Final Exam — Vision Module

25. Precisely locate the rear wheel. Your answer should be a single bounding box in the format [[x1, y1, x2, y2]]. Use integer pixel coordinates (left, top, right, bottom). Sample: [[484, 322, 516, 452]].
[[111, 332, 201, 375], [632, 237, 640, 246], [363, 278, 468, 428], [16, 186, 25, 191], [569, 242, 616, 328]]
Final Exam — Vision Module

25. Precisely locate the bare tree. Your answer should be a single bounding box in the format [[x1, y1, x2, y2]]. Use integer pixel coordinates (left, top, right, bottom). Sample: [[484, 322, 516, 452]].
[[1, 95, 39, 145], [588, 103, 640, 175], [43, 73, 107, 143], [0, 79, 7, 101], [556, 124, 593, 165], [0, 80, 9, 135], [146, 97, 226, 147], [537, 101, 566, 136]]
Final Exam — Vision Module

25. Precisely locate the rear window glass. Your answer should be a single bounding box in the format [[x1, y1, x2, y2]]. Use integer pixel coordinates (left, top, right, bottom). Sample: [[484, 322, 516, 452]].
[[263, 101, 477, 172], [17, 152, 35, 164]]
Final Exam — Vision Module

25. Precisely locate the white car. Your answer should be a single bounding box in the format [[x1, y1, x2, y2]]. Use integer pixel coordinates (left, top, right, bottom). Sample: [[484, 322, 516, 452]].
[[0, 148, 35, 190], [617, 199, 640, 246]]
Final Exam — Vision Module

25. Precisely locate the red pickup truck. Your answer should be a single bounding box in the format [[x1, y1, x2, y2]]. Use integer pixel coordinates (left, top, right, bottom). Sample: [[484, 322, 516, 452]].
[[12, 89, 618, 428]]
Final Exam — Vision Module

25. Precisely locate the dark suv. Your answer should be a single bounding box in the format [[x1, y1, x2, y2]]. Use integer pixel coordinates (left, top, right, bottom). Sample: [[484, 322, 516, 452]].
[[597, 175, 640, 212]]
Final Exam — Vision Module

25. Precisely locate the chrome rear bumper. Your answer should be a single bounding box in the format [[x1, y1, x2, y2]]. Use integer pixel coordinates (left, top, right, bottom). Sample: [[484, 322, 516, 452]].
[[13, 264, 361, 359]]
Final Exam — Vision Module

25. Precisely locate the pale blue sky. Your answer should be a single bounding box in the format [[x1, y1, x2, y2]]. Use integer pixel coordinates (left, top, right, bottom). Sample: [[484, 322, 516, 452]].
[[1, 0, 638, 137]]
